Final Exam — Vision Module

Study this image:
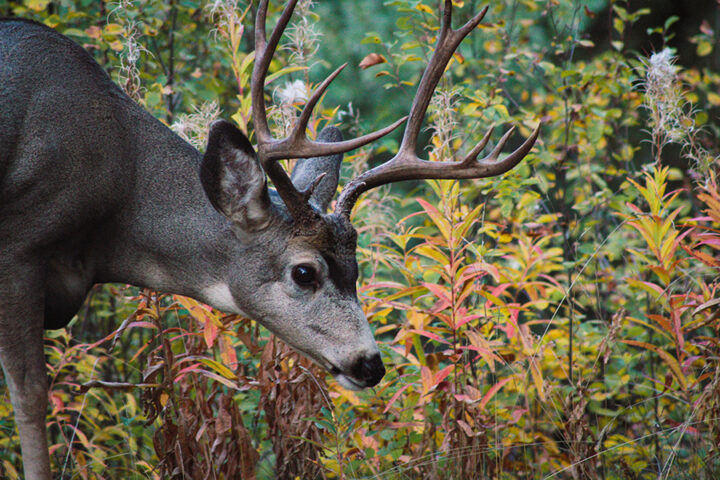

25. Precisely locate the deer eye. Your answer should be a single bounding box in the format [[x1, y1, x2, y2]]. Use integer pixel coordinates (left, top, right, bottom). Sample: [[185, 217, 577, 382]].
[[292, 264, 318, 288]]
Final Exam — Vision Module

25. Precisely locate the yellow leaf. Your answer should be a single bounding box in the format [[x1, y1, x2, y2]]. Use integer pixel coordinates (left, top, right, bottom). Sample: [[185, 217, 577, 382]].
[[499, 233, 513, 243], [104, 23, 124, 35], [26, 0, 51, 11], [697, 41, 712, 57], [478, 290, 505, 307], [331, 383, 361, 405], [415, 244, 449, 265], [530, 357, 545, 401], [416, 4, 433, 14], [199, 358, 238, 380], [625, 316, 672, 342], [483, 39, 502, 54], [708, 92, 720, 106], [2, 460, 19, 479], [109, 40, 124, 52]]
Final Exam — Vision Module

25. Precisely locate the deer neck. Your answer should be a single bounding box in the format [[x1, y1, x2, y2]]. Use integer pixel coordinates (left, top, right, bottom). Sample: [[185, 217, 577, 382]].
[[89, 113, 265, 312]]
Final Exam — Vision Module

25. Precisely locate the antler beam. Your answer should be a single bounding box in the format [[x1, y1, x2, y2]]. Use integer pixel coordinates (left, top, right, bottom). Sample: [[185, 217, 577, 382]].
[[334, 1, 540, 218]]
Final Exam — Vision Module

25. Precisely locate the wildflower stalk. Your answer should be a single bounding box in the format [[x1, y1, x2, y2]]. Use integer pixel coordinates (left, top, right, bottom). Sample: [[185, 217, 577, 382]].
[[429, 86, 461, 164], [644, 49, 686, 163], [643, 48, 718, 176], [116, 22, 147, 101], [284, 0, 319, 80], [171, 102, 221, 149]]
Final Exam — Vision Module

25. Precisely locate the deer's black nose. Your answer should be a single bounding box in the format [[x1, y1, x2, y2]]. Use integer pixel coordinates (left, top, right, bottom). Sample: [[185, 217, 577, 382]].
[[351, 353, 385, 387]]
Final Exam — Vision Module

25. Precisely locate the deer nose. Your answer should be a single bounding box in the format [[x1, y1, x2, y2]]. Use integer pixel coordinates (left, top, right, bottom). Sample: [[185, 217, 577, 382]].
[[351, 353, 385, 387]]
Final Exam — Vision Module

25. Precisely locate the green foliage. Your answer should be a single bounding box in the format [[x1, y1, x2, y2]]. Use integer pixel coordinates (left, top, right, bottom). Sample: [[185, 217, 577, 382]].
[[1, 0, 719, 478]]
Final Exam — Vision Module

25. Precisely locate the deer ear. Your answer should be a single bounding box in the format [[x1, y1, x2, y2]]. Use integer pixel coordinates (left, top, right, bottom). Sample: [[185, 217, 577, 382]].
[[200, 120, 273, 232], [290, 126, 343, 213]]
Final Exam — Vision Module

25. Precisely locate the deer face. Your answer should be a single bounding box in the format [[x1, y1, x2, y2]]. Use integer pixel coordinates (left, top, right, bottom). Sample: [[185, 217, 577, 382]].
[[200, 122, 384, 389], [198, 0, 539, 391], [254, 215, 384, 389]]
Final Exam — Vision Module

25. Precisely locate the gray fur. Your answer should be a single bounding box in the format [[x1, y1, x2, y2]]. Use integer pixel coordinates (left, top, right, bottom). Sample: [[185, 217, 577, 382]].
[[0, 19, 383, 479]]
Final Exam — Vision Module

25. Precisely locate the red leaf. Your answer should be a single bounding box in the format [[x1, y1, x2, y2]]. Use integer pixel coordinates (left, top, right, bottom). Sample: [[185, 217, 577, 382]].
[[480, 377, 512, 409], [204, 318, 219, 348], [384, 383, 412, 413], [422, 282, 451, 304], [127, 321, 158, 329], [434, 365, 454, 385], [409, 329, 450, 344]]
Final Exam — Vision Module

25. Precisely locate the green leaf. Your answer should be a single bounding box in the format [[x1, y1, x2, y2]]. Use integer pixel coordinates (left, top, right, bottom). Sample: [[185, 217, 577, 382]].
[[664, 15, 680, 31], [697, 41, 712, 57]]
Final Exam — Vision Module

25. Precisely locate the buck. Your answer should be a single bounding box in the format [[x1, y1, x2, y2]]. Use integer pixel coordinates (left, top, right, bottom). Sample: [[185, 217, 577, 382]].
[[0, 1, 538, 478]]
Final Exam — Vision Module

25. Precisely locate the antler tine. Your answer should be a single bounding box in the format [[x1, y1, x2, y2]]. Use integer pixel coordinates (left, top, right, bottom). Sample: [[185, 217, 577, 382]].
[[335, 123, 541, 217], [264, 61, 408, 160], [252, 0, 299, 143], [399, 3, 488, 153], [477, 123, 541, 173], [461, 124, 495, 166], [261, 116, 408, 163], [483, 126, 515, 162], [334, 3, 540, 218], [255, 50, 407, 163], [302, 172, 327, 201], [293, 63, 348, 143]]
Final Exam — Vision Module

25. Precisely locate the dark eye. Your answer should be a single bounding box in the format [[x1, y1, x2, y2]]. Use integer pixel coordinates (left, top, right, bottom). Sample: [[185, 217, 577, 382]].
[[292, 264, 317, 288]]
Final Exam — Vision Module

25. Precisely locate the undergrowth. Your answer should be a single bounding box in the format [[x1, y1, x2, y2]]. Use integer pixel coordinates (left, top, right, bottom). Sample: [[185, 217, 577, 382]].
[[0, 0, 719, 479]]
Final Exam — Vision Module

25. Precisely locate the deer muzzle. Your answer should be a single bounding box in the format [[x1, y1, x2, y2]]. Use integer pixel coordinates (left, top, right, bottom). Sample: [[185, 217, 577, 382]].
[[329, 352, 385, 391]]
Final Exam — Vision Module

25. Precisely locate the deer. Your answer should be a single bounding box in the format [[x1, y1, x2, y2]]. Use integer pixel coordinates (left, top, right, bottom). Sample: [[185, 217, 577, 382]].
[[0, 1, 539, 478]]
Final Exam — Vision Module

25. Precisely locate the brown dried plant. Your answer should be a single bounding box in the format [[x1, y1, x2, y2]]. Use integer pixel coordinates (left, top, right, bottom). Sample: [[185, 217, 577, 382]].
[[137, 291, 259, 479], [257, 338, 328, 480]]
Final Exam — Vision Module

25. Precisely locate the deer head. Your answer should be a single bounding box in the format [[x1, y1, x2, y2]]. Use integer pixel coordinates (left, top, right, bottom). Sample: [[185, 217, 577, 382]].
[[199, 0, 539, 390]]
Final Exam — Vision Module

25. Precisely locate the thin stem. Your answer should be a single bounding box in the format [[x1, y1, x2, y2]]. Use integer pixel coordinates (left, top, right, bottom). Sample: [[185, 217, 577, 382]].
[[166, 0, 178, 123]]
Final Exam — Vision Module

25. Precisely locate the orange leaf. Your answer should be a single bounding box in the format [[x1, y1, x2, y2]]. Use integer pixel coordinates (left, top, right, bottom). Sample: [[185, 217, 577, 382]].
[[416, 198, 451, 241], [359, 52, 387, 69], [682, 245, 720, 267], [204, 318, 219, 348], [621, 340, 687, 390]]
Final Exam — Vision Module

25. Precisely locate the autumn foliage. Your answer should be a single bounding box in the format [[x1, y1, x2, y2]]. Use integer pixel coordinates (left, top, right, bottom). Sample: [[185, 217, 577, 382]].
[[1, 0, 719, 479]]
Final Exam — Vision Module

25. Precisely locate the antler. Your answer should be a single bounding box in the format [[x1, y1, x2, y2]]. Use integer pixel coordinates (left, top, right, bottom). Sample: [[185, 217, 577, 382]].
[[252, 0, 406, 224], [334, 1, 540, 218]]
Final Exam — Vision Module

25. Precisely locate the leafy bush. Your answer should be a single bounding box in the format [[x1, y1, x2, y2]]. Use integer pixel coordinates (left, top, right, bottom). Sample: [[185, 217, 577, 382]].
[[0, 0, 718, 479]]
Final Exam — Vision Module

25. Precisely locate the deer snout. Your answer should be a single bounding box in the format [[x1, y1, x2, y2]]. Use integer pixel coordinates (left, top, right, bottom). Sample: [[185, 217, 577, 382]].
[[350, 352, 385, 388]]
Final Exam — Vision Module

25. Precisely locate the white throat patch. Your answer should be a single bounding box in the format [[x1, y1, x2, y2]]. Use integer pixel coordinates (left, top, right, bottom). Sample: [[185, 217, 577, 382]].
[[201, 283, 246, 316]]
